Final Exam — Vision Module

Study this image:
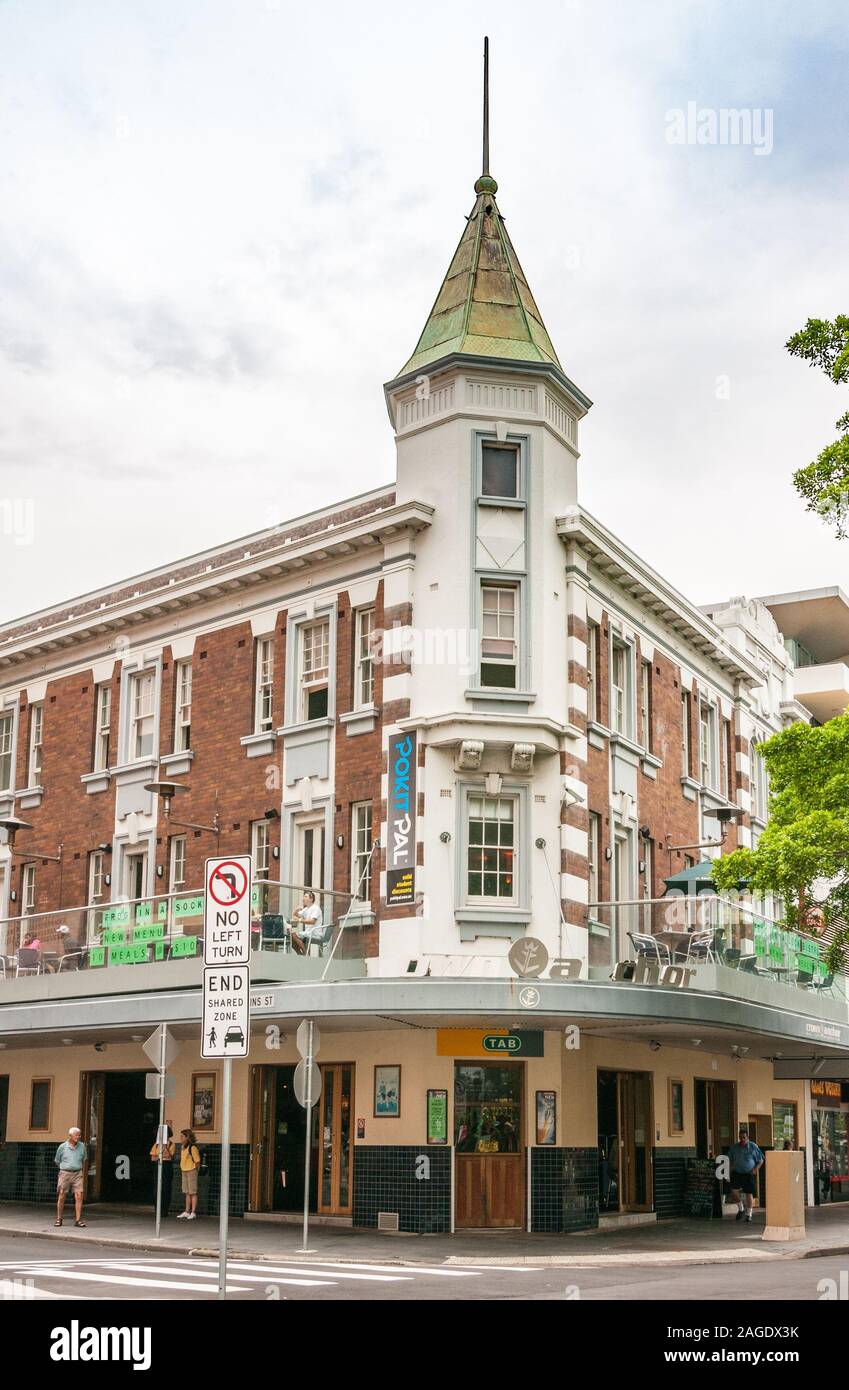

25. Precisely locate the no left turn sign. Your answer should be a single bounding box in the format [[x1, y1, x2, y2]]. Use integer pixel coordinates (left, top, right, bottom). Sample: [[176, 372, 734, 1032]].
[[203, 855, 253, 968], [208, 859, 249, 907]]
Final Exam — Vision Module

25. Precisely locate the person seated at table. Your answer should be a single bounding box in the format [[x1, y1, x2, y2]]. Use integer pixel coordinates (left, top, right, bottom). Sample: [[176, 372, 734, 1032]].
[[20, 931, 42, 960], [54, 923, 84, 970], [289, 891, 324, 955]]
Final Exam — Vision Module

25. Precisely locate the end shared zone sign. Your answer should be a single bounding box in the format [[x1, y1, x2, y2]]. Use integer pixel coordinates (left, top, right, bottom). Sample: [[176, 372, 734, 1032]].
[[201, 855, 253, 1059]]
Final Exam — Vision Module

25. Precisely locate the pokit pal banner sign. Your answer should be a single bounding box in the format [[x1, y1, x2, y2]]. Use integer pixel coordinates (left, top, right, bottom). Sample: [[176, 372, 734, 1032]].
[[386, 731, 416, 907]]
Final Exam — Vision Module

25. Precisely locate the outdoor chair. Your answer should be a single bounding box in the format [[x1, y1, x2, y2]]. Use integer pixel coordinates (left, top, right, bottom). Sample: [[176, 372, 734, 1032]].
[[627, 931, 671, 966], [15, 947, 41, 976], [738, 954, 767, 977], [307, 924, 334, 958], [58, 950, 86, 971], [685, 931, 716, 965], [810, 972, 835, 998]]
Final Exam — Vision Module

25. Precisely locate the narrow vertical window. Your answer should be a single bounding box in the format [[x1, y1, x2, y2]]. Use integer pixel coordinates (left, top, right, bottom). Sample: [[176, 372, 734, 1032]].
[[0, 710, 14, 790], [354, 609, 375, 708], [681, 691, 691, 776], [169, 835, 187, 891], [586, 622, 599, 723], [640, 661, 651, 751], [254, 638, 274, 733], [588, 812, 600, 906], [22, 862, 36, 918], [131, 670, 156, 759], [174, 661, 192, 752], [610, 639, 632, 736], [351, 802, 373, 901], [480, 584, 518, 688], [94, 684, 111, 771], [252, 820, 270, 880], [300, 619, 330, 721], [27, 703, 43, 785]]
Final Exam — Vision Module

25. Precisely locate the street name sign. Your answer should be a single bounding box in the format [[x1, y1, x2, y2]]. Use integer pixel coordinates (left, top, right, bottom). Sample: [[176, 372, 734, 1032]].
[[204, 855, 252, 966]]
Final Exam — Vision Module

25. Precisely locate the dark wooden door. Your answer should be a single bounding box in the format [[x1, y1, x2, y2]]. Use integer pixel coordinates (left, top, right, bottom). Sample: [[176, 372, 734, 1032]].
[[454, 1062, 524, 1229]]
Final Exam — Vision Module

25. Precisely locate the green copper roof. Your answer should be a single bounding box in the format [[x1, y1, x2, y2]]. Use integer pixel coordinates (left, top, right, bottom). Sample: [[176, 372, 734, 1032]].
[[398, 177, 562, 378]]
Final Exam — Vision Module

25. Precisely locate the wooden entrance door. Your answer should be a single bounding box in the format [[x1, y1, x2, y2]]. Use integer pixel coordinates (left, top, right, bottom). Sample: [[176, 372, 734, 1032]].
[[618, 1070, 653, 1212], [248, 1065, 275, 1212], [317, 1064, 353, 1215], [454, 1062, 524, 1229], [78, 1071, 106, 1202]]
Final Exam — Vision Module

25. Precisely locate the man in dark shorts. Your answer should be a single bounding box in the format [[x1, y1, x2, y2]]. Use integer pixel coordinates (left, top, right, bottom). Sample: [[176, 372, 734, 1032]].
[[727, 1125, 764, 1223]]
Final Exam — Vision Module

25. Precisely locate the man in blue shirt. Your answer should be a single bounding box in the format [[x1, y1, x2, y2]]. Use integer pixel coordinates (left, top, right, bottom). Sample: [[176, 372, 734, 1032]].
[[727, 1125, 764, 1223], [54, 1127, 87, 1228]]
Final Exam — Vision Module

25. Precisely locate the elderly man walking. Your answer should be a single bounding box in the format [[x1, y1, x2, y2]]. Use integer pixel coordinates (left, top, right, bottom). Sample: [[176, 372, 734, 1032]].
[[55, 1127, 87, 1228]]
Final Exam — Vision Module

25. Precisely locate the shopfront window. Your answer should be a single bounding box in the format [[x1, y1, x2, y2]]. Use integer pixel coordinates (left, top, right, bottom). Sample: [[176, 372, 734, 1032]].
[[454, 1064, 521, 1154], [814, 1106, 849, 1203], [772, 1101, 797, 1149]]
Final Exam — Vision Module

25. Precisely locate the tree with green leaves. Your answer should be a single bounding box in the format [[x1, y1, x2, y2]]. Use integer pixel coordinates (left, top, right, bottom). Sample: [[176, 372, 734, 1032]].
[[711, 712, 849, 974], [786, 315, 849, 538]]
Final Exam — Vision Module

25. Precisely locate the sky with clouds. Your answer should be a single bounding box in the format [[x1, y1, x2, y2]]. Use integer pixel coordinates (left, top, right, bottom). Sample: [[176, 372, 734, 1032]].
[[1, 0, 847, 623]]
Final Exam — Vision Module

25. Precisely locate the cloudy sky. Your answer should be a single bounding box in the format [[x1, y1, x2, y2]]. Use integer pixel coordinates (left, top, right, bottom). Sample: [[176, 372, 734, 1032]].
[[1, 0, 847, 622]]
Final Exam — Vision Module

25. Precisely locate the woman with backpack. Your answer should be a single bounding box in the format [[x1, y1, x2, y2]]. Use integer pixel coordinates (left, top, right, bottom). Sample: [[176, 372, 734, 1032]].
[[177, 1128, 202, 1220]]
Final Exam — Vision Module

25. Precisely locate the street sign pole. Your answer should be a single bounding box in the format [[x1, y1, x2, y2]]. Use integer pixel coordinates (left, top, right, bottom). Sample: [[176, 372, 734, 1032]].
[[202, 854, 253, 1302], [218, 1054, 232, 1300], [154, 1023, 167, 1239], [300, 1020, 314, 1254]]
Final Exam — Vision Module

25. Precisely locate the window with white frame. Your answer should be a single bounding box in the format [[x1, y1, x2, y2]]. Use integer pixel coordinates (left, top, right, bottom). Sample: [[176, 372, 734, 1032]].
[[173, 661, 192, 752], [88, 850, 105, 903], [610, 637, 633, 737], [351, 802, 373, 902], [640, 661, 651, 751], [93, 684, 111, 771], [27, 703, 43, 785], [480, 441, 519, 499], [131, 670, 156, 760], [699, 701, 716, 787], [0, 710, 14, 791], [466, 794, 517, 902], [300, 619, 330, 721], [480, 584, 518, 689], [642, 839, 653, 896], [169, 835, 186, 891], [681, 690, 691, 776], [720, 717, 730, 797], [252, 820, 270, 880], [750, 739, 768, 821], [587, 622, 599, 723], [22, 862, 36, 917], [354, 608, 375, 708], [254, 638, 274, 733], [588, 811, 600, 908]]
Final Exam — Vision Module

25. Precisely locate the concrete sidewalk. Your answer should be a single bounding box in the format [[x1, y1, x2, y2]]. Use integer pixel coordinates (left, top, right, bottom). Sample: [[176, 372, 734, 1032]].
[[1, 1201, 848, 1268]]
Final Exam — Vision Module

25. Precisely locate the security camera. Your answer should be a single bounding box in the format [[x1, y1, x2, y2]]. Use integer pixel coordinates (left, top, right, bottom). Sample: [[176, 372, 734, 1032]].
[[94, 1042, 107, 1053]]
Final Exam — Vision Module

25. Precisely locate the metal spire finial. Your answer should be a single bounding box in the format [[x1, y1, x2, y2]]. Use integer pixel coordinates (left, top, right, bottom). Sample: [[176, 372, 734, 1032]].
[[475, 37, 498, 196]]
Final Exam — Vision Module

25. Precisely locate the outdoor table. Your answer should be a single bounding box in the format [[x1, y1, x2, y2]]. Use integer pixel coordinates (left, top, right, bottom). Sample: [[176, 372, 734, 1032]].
[[649, 929, 691, 962]]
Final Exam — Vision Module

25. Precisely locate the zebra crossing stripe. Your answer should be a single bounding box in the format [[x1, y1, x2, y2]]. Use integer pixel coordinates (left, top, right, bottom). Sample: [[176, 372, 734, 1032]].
[[26, 1268, 254, 1294], [165, 1257, 409, 1283], [94, 1262, 335, 1287]]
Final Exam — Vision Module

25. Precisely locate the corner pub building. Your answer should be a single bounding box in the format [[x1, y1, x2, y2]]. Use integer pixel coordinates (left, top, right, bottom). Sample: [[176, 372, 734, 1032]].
[[1, 117, 847, 1237]]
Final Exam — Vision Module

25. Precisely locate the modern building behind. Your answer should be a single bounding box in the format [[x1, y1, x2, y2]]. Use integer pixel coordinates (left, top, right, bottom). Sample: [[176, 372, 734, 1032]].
[[1, 124, 847, 1233]]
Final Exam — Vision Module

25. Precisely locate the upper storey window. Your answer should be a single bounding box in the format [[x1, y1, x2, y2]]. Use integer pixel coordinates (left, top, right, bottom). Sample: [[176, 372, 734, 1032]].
[[480, 442, 519, 499]]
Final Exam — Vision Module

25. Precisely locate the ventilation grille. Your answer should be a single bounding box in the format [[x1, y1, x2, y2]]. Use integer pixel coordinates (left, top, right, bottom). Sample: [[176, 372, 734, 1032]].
[[377, 1211, 400, 1233]]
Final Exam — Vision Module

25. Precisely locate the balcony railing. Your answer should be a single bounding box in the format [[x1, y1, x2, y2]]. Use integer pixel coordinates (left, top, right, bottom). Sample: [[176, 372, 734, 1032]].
[[587, 894, 845, 999], [0, 880, 372, 979]]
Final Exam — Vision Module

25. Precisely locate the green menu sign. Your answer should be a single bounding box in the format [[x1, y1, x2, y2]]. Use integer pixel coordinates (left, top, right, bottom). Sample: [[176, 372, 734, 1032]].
[[427, 1088, 448, 1145]]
